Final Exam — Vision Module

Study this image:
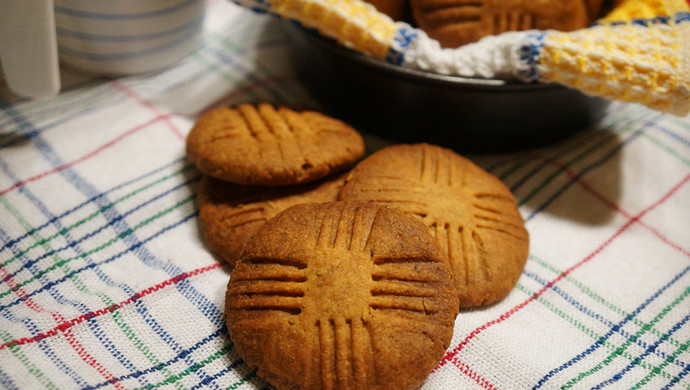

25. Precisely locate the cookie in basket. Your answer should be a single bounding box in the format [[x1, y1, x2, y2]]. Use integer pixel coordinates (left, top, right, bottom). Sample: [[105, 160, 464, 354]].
[[339, 143, 529, 308], [197, 172, 346, 266], [225, 201, 458, 390], [186, 103, 365, 186], [364, 0, 411, 22], [409, 0, 593, 48]]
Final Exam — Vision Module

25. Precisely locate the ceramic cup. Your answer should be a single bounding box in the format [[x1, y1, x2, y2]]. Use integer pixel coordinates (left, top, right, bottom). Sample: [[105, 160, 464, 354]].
[[0, 0, 205, 99]]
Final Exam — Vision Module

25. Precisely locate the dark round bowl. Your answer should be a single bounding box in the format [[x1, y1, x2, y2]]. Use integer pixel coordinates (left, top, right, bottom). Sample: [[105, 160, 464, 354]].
[[282, 22, 611, 153]]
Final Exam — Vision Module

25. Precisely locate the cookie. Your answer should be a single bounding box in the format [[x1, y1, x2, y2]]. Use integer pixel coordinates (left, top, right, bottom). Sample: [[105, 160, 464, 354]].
[[339, 143, 529, 308], [225, 201, 458, 390], [197, 172, 346, 266], [186, 103, 365, 186], [585, 0, 607, 20], [364, 0, 411, 21], [409, 0, 591, 48]]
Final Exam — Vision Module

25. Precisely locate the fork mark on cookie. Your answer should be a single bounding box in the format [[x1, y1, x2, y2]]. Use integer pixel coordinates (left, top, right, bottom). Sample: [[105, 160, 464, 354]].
[[228, 296, 303, 314], [317, 319, 337, 390], [245, 257, 308, 269], [472, 230, 490, 282], [351, 318, 374, 388], [369, 299, 427, 314], [373, 256, 434, 265], [475, 218, 528, 240], [228, 280, 306, 297], [371, 281, 437, 298]]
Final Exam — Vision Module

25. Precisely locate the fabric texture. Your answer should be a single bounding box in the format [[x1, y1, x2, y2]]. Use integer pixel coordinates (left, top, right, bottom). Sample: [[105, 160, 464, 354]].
[[1, 0, 689, 389], [539, 15, 690, 116], [230, 0, 690, 116]]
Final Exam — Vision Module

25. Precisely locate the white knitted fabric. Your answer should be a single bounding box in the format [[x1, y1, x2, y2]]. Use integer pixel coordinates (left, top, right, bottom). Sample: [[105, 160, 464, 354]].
[[399, 28, 544, 80]]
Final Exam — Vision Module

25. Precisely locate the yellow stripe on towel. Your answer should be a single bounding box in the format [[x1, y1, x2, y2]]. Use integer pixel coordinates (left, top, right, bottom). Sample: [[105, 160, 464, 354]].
[[601, 0, 689, 21], [539, 18, 689, 116], [272, 0, 397, 58]]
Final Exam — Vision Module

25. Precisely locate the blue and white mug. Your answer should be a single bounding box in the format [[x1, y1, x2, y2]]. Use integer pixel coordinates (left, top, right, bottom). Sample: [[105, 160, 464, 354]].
[[0, 0, 205, 99]]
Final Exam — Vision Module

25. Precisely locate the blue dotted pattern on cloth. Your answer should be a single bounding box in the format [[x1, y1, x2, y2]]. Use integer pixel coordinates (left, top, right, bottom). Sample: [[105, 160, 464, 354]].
[[385, 25, 418, 65], [518, 32, 548, 81]]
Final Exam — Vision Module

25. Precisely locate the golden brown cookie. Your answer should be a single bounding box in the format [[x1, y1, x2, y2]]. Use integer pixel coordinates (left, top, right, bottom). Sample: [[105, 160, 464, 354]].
[[225, 201, 458, 390], [409, 0, 591, 48], [197, 172, 346, 266], [338, 143, 529, 308], [364, 0, 411, 21], [186, 103, 365, 186], [584, 0, 606, 20]]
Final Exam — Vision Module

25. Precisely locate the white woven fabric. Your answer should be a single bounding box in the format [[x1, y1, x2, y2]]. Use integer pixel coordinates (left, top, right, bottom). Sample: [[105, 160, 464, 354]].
[[400, 29, 542, 80], [0, 2, 689, 390]]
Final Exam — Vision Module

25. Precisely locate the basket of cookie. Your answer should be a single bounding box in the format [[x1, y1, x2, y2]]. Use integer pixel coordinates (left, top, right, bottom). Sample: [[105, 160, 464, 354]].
[[186, 103, 530, 389], [233, 0, 690, 152]]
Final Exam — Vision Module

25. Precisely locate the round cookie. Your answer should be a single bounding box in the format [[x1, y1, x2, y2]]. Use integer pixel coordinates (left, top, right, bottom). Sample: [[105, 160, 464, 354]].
[[585, 0, 607, 20], [186, 103, 365, 186], [364, 0, 411, 21], [338, 143, 529, 308], [410, 0, 591, 48], [225, 201, 459, 390], [197, 172, 346, 266]]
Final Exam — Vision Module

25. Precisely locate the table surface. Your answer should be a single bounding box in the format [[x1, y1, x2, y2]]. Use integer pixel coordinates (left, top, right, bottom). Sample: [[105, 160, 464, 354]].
[[1, 1, 689, 389]]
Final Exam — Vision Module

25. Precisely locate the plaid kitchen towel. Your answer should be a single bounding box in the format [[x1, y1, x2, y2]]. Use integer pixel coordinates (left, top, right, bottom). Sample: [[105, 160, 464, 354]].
[[1, 0, 689, 389]]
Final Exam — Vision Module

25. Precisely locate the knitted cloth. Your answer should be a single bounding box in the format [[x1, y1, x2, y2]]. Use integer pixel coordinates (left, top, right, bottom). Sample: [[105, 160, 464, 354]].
[[233, 0, 690, 116]]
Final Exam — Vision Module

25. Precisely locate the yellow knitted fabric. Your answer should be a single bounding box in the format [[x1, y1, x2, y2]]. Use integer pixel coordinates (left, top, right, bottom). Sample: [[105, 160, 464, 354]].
[[272, 0, 397, 59], [601, 0, 689, 21], [540, 20, 689, 116]]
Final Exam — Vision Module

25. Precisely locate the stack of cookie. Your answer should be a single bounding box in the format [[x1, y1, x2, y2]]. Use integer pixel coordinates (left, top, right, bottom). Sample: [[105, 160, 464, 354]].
[[186, 103, 529, 390], [186, 103, 366, 266]]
